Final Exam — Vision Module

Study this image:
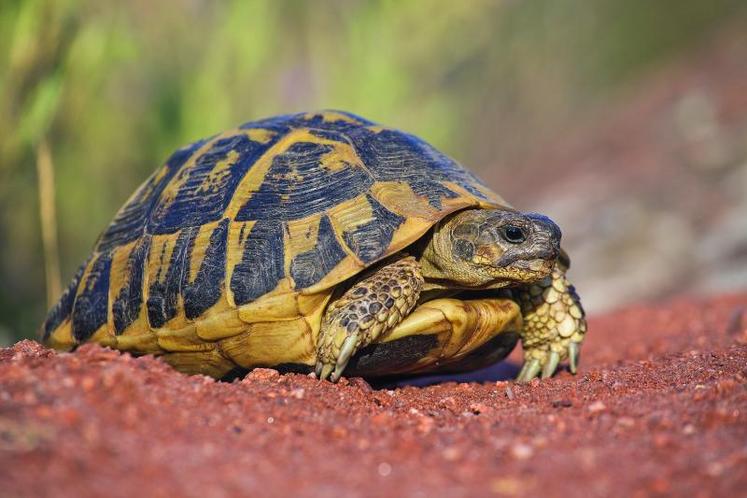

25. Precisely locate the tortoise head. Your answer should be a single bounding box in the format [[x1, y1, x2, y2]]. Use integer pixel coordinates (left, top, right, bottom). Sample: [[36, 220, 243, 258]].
[[420, 208, 561, 288]]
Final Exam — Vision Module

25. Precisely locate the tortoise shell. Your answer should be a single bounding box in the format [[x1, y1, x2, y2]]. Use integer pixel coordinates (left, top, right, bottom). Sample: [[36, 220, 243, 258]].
[[43, 110, 508, 376]]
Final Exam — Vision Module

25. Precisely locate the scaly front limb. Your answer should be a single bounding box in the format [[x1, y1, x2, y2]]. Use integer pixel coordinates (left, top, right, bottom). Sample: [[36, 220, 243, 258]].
[[315, 257, 423, 381], [514, 262, 587, 382]]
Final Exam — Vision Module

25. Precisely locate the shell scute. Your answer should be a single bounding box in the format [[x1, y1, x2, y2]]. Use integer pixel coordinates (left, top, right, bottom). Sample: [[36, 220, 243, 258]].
[[111, 237, 149, 334], [289, 214, 347, 289], [340, 194, 406, 264], [149, 132, 281, 235], [234, 137, 372, 222], [182, 218, 229, 320], [71, 251, 112, 342], [146, 227, 195, 328], [229, 219, 285, 306]]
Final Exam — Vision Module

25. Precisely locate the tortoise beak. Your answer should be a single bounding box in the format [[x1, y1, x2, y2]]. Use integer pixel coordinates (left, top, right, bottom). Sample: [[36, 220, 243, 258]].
[[526, 213, 561, 261]]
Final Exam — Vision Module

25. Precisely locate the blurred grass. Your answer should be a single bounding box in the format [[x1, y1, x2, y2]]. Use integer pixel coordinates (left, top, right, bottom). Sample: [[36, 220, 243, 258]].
[[0, 0, 745, 344]]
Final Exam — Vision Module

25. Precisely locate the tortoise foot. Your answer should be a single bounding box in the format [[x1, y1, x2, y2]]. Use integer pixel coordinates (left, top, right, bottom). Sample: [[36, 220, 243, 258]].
[[516, 339, 581, 382]]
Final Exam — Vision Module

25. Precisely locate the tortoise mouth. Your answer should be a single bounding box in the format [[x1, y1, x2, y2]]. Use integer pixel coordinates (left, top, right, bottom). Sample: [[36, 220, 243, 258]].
[[501, 268, 553, 284], [508, 258, 555, 277]]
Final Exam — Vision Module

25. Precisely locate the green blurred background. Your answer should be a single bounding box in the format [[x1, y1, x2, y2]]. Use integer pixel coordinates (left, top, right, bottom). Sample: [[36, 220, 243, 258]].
[[2, 0, 746, 345]]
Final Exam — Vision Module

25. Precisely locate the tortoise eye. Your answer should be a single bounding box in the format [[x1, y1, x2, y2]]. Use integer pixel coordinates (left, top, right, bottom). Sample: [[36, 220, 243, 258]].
[[502, 225, 526, 244]]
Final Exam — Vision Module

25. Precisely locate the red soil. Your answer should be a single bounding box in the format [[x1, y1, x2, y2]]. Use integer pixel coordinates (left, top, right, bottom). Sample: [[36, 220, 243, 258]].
[[1, 293, 746, 498]]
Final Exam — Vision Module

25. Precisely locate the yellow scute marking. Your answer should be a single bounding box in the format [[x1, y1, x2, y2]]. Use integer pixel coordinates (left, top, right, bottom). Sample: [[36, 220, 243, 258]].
[[46, 320, 74, 350], [219, 318, 316, 368], [154, 134, 228, 215], [442, 181, 508, 208], [370, 182, 442, 221], [326, 194, 374, 245], [186, 219, 224, 285], [318, 140, 364, 173], [235, 282, 302, 323], [193, 305, 248, 341], [157, 324, 216, 352], [107, 241, 138, 331], [146, 233, 178, 286], [196, 149, 240, 195], [161, 350, 235, 379], [306, 111, 361, 125], [283, 215, 321, 274], [244, 128, 276, 144]]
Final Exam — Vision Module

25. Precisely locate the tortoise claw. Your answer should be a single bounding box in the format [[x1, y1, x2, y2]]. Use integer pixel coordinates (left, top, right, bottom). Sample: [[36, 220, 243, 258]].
[[568, 342, 580, 374], [516, 361, 530, 380], [541, 351, 560, 379], [516, 359, 541, 382], [318, 363, 334, 381], [317, 334, 359, 383], [330, 334, 358, 382]]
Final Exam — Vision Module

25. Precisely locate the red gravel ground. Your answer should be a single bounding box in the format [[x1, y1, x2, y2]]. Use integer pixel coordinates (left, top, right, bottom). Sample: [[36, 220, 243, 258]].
[[1, 293, 746, 498]]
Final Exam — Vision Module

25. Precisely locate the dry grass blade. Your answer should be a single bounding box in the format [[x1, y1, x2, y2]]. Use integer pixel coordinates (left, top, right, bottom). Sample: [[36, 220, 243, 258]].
[[36, 138, 61, 306]]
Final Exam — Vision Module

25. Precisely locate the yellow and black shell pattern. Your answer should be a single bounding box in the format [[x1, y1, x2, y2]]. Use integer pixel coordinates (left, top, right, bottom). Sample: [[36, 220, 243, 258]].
[[42, 110, 507, 374]]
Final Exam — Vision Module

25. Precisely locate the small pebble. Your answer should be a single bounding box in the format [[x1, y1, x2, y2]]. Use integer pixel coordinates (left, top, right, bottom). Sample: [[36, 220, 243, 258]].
[[617, 417, 635, 428], [417, 416, 435, 434], [490, 477, 523, 495], [247, 368, 279, 381], [80, 377, 96, 392], [377, 462, 392, 477], [349, 377, 373, 392], [510, 443, 534, 460], [442, 447, 462, 461], [588, 401, 606, 413], [706, 461, 724, 477]]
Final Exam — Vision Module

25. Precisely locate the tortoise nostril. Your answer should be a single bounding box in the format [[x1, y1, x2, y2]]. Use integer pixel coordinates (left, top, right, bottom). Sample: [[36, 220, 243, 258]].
[[526, 213, 562, 243]]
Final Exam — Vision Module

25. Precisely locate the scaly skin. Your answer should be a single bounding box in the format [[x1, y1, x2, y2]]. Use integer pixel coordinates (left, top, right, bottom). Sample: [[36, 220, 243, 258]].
[[513, 263, 586, 381], [316, 257, 423, 381]]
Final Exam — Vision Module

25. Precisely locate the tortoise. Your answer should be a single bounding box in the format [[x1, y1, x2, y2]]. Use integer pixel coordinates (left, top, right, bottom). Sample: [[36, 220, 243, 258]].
[[42, 110, 586, 382]]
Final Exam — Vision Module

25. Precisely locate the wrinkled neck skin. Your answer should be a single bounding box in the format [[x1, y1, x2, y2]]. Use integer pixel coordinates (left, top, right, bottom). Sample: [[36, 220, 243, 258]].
[[418, 232, 511, 291]]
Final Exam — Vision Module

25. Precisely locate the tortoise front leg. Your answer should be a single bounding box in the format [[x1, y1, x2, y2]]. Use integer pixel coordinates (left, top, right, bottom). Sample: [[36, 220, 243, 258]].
[[315, 256, 423, 381], [514, 263, 587, 381]]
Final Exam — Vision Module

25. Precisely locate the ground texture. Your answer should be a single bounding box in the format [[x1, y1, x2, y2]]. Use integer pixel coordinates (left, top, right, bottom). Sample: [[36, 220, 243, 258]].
[[1, 293, 746, 498]]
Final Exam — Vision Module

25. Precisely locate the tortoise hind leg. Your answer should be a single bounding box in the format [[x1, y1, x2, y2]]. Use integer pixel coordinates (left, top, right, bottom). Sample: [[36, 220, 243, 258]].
[[345, 297, 522, 377]]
